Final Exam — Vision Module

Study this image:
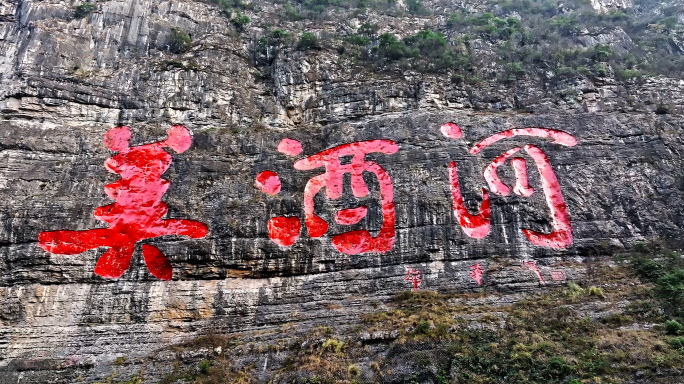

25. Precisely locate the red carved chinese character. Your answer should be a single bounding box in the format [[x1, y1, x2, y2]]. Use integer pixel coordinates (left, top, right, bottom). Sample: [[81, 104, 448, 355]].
[[523, 261, 546, 284], [294, 140, 398, 254], [38, 126, 208, 280], [550, 270, 567, 281], [404, 267, 422, 291], [470, 263, 484, 286], [444, 124, 576, 248], [257, 139, 398, 255]]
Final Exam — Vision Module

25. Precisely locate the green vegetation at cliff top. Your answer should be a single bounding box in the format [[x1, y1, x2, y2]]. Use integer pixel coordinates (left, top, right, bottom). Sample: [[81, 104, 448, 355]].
[[210, 0, 684, 83]]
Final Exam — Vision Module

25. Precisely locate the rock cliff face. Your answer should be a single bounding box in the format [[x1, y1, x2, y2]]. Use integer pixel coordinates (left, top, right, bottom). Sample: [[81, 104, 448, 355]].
[[0, 0, 683, 382]]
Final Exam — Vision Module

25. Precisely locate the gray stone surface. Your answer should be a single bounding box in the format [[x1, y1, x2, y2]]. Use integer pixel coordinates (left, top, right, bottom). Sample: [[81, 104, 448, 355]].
[[0, 0, 682, 382]]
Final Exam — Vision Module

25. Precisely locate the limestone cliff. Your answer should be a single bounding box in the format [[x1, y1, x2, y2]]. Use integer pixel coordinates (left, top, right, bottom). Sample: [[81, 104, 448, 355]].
[[0, 0, 683, 382]]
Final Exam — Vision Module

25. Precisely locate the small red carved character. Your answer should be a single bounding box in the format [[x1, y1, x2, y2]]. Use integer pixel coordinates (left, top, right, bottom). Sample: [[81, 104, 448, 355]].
[[38, 125, 208, 280], [523, 261, 546, 284], [404, 267, 422, 291], [470, 263, 484, 286], [550, 270, 567, 281], [444, 124, 576, 248]]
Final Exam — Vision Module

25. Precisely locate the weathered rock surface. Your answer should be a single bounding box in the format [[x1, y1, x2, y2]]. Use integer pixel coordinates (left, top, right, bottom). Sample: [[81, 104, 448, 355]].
[[0, 0, 682, 382]]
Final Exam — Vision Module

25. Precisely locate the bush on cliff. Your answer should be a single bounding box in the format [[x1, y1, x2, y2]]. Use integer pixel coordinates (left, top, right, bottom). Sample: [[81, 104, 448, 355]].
[[231, 12, 251, 32], [211, 0, 246, 14], [406, 0, 426, 14], [404, 30, 447, 58], [169, 27, 192, 54], [73, 2, 96, 19], [627, 242, 684, 319], [297, 32, 320, 50], [283, 1, 304, 20], [375, 33, 413, 60]]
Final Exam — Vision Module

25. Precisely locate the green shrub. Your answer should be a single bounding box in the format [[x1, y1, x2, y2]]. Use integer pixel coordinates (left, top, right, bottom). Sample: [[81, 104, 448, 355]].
[[506, 17, 522, 30], [627, 245, 684, 318], [600, 313, 634, 326], [588, 286, 605, 299], [470, 12, 496, 26], [592, 44, 613, 62], [375, 33, 411, 60], [231, 12, 251, 32], [321, 338, 344, 353], [659, 16, 679, 31], [298, 0, 341, 14], [433, 51, 456, 71], [358, 22, 378, 37], [402, 0, 684, 81], [577, 66, 592, 75], [669, 336, 684, 352], [541, 356, 574, 379], [467, 75, 483, 84], [297, 32, 320, 50], [169, 27, 192, 54], [615, 68, 641, 80], [550, 15, 582, 35], [211, 0, 245, 15], [120, 376, 142, 384], [347, 364, 360, 377], [283, 1, 304, 20], [556, 66, 577, 78], [630, 254, 664, 280], [657, 269, 684, 316], [256, 29, 291, 57], [404, 30, 447, 58], [593, 64, 608, 76], [212, 0, 229, 14], [346, 34, 370, 46], [655, 104, 670, 115], [406, 0, 426, 14], [415, 320, 430, 334], [198, 359, 211, 374], [459, 12, 522, 40], [665, 320, 683, 335], [506, 62, 525, 77], [447, 12, 464, 28], [74, 2, 96, 19], [270, 29, 290, 41]]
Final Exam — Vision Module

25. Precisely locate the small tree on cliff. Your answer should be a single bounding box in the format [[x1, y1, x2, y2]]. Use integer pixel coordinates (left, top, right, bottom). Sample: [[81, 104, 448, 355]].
[[74, 2, 96, 19], [169, 27, 192, 54], [297, 32, 320, 50]]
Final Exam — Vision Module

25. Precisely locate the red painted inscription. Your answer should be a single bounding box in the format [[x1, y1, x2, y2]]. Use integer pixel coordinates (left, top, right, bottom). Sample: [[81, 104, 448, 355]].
[[446, 126, 576, 248], [470, 263, 484, 286], [38, 125, 208, 280], [294, 140, 398, 254], [404, 267, 422, 291]]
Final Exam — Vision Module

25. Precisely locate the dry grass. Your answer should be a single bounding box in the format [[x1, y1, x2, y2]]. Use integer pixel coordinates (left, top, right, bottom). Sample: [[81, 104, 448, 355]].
[[158, 261, 684, 383]]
